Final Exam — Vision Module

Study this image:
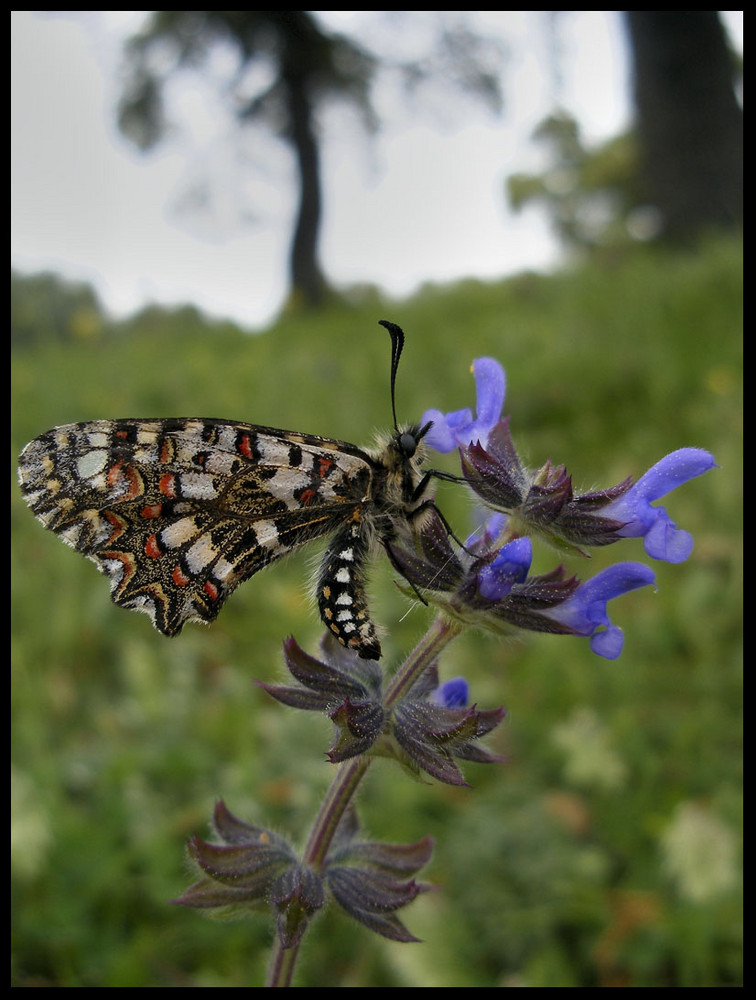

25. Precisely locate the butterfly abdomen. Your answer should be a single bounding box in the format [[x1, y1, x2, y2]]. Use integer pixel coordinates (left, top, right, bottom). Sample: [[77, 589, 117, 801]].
[[317, 517, 382, 660]]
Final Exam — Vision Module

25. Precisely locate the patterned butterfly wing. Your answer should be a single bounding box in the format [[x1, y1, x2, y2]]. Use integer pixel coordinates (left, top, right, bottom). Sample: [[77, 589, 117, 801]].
[[18, 418, 376, 637]]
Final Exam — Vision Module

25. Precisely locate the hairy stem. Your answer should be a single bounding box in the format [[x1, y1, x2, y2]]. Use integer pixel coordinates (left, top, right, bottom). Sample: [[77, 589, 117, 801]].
[[384, 614, 463, 709], [265, 615, 461, 987]]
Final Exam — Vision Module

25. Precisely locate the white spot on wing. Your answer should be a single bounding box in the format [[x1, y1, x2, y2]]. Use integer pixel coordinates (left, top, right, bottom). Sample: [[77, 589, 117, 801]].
[[102, 558, 124, 586], [58, 524, 82, 547], [77, 449, 108, 479], [257, 438, 292, 465], [254, 520, 279, 548], [185, 535, 216, 573], [204, 451, 242, 475], [266, 468, 311, 508], [178, 473, 218, 500], [214, 557, 234, 581], [160, 517, 200, 549]]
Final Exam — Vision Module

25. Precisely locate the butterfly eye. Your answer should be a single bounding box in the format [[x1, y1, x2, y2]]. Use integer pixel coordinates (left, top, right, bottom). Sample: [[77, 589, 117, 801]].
[[398, 432, 418, 458]]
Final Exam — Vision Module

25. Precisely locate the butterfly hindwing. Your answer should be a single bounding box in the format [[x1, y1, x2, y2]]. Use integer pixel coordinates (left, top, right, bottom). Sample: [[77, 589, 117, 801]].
[[18, 418, 378, 638]]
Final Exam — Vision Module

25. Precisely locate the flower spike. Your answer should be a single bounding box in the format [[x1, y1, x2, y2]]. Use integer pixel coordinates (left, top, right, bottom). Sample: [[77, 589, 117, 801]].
[[421, 358, 715, 562], [389, 509, 656, 658]]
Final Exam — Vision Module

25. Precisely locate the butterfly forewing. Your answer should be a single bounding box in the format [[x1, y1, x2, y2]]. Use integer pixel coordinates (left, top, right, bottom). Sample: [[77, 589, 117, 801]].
[[18, 418, 378, 638]]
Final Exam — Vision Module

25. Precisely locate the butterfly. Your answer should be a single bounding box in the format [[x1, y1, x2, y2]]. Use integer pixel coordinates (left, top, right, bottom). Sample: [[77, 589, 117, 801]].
[[17, 322, 436, 660]]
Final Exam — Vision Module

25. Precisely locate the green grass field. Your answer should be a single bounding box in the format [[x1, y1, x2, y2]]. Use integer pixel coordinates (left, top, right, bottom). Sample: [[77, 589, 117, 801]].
[[11, 238, 742, 986]]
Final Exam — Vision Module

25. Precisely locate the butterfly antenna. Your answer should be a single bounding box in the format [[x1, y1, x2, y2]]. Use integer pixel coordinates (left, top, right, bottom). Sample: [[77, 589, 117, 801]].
[[378, 320, 405, 431]]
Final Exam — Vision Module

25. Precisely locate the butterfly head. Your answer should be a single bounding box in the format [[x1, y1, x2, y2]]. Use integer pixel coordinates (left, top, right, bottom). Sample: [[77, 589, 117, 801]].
[[385, 419, 433, 471]]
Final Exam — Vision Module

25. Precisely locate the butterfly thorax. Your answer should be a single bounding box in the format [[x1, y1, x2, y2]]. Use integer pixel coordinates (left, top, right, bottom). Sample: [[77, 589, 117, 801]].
[[315, 424, 433, 660], [363, 424, 432, 516]]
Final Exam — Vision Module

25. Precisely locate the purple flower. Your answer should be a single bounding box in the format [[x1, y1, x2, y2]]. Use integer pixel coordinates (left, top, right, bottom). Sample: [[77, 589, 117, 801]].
[[465, 512, 508, 553], [432, 677, 469, 708], [259, 636, 385, 763], [601, 449, 717, 563], [318, 807, 434, 944], [446, 409, 715, 562], [419, 354, 715, 563], [421, 357, 505, 452], [472, 536, 656, 659], [389, 509, 654, 658], [476, 537, 533, 599], [543, 562, 656, 660], [259, 635, 503, 784]]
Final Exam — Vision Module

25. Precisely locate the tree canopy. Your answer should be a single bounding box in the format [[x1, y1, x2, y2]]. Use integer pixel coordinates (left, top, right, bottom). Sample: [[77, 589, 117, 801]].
[[117, 11, 503, 309]]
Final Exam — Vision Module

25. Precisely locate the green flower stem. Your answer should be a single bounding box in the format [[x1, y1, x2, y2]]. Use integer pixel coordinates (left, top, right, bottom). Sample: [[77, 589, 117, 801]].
[[265, 614, 462, 987]]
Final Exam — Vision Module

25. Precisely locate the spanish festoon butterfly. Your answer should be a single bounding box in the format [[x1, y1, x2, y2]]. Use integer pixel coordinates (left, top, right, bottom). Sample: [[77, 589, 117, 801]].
[[18, 322, 437, 659]]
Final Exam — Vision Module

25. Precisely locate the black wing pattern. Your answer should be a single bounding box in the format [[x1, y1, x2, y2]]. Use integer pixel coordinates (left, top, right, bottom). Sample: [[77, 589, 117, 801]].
[[18, 418, 376, 636]]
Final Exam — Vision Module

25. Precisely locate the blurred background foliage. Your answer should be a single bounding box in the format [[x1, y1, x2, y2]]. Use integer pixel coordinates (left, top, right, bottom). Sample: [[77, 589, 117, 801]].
[[12, 233, 741, 986], [508, 12, 742, 258]]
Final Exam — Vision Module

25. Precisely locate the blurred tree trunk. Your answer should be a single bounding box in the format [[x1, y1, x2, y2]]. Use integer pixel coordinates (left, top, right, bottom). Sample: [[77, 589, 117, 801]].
[[283, 57, 325, 306], [117, 11, 369, 310], [624, 11, 742, 244], [118, 12, 502, 310]]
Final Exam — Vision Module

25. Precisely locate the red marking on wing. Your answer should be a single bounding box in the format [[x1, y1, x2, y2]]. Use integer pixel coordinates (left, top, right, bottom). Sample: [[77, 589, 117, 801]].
[[144, 534, 162, 559], [317, 456, 335, 477], [102, 549, 136, 593], [172, 565, 190, 587], [299, 488, 317, 506], [159, 440, 172, 463], [159, 474, 177, 498], [237, 433, 254, 460], [106, 460, 123, 487], [203, 580, 220, 602], [103, 510, 125, 544], [140, 504, 162, 519], [106, 460, 142, 501]]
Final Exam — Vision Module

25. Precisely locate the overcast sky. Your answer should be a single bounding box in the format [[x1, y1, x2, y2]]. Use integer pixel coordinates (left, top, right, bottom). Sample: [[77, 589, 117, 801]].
[[11, 11, 743, 330]]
